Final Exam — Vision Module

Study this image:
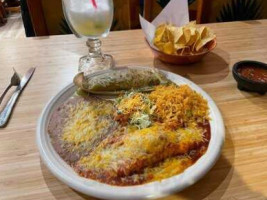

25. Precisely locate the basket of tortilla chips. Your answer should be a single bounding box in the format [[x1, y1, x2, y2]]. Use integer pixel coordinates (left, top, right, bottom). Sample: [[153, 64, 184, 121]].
[[148, 21, 216, 65]]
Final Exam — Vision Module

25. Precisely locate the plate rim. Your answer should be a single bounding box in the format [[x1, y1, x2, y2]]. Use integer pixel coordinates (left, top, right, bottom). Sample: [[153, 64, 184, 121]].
[[36, 67, 225, 200]]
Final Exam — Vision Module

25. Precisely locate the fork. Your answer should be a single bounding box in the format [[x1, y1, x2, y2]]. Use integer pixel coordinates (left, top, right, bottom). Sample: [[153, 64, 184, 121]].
[[0, 69, 20, 105]]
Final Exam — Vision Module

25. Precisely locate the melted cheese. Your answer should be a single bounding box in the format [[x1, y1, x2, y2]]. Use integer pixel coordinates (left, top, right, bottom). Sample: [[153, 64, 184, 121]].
[[62, 100, 114, 146], [78, 124, 204, 173], [79, 125, 167, 170], [117, 93, 149, 115], [144, 156, 192, 181]]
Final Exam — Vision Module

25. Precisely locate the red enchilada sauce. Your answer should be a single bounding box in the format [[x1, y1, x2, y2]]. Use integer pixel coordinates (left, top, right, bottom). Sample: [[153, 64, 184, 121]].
[[75, 122, 211, 186], [238, 66, 267, 83]]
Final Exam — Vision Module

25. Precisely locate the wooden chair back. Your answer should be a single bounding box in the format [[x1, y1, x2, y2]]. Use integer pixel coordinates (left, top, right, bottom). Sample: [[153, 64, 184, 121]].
[[0, 1, 7, 26], [27, 0, 141, 36], [144, 0, 209, 24], [26, 0, 211, 36], [26, 0, 48, 36]]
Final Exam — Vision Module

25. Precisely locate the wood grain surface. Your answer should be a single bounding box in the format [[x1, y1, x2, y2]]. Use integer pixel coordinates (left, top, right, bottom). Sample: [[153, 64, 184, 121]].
[[0, 20, 267, 200]]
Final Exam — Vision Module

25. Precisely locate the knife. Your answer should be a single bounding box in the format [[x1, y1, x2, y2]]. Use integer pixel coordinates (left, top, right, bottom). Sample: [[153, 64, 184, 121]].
[[0, 67, 35, 128]]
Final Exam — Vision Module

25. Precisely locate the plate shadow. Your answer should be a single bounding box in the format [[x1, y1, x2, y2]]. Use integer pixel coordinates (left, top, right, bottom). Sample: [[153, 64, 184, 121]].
[[154, 49, 230, 84], [40, 159, 100, 200]]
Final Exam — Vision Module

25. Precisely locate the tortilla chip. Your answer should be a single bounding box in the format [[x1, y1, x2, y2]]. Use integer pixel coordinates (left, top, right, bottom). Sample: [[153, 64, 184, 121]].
[[183, 27, 191, 44], [166, 27, 175, 43], [192, 30, 201, 51], [154, 24, 167, 43], [153, 21, 216, 55], [195, 35, 215, 52], [154, 41, 164, 49], [162, 42, 175, 54], [169, 27, 183, 43], [174, 43, 186, 51], [194, 27, 215, 52]]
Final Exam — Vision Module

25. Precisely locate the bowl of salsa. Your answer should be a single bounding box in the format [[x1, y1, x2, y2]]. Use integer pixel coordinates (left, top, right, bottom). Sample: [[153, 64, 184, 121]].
[[233, 60, 267, 94]]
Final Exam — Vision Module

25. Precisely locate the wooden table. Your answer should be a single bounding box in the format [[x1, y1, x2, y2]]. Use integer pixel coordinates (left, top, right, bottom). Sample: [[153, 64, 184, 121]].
[[1, 20, 267, 200]]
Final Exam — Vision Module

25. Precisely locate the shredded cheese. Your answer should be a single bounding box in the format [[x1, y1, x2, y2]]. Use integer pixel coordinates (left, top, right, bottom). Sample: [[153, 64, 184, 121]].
[[78, 124, 204, 173], [116, 92, 153, 128], [62, 100, 114, 147]]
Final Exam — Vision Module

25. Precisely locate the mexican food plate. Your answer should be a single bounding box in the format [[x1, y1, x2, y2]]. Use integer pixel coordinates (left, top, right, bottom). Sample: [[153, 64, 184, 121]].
[[36, 66, 224, 200]]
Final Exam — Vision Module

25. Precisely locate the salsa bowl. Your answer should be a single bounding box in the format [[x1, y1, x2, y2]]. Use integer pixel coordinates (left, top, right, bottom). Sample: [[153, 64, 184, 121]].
[[233, 60, 267, 95]]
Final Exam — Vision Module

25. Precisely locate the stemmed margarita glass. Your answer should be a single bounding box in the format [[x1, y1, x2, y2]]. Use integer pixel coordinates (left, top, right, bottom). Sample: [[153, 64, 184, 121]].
[[62, 0, 114, 75]]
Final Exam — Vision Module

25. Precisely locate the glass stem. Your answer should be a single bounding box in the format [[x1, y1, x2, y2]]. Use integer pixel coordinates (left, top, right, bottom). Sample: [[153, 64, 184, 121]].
[[86, 39, 103, 58]]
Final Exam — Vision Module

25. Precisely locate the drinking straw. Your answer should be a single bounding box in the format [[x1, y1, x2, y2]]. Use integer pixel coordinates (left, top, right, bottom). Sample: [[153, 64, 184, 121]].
[[91, 0, 97, 8]]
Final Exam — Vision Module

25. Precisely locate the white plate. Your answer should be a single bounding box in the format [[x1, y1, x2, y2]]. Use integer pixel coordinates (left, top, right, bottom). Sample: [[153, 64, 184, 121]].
[[36, 67, 225, 200]]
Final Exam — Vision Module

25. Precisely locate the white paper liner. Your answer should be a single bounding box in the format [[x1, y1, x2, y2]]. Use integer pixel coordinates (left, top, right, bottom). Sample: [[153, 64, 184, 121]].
[[140, 0, 189, 49]]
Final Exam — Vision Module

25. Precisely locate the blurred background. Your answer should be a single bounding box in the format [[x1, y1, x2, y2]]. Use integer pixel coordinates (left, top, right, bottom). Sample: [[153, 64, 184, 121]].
[[1, 0, 267, 38]]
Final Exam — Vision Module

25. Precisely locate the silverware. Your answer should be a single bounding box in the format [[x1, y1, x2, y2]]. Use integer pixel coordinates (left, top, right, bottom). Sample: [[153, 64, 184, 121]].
[[0, 67, 35, 128], [0, 68, 20, 105]]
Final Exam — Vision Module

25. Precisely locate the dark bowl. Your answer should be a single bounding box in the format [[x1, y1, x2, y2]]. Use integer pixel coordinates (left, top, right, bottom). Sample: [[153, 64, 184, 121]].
[[232, 60, 267, 95], [146, 39, 217, 65]]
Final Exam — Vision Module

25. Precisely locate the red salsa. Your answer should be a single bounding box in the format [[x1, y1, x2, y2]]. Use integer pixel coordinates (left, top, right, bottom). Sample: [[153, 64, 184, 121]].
[[238, 66, 267, 83]]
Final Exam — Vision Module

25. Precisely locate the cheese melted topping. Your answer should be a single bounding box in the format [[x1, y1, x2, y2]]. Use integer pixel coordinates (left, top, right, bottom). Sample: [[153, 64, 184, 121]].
[[144, 156, 192, 181], [62, 100, 114, 147], [53, 84, 210, 185], [78, 124, 204, 175]]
